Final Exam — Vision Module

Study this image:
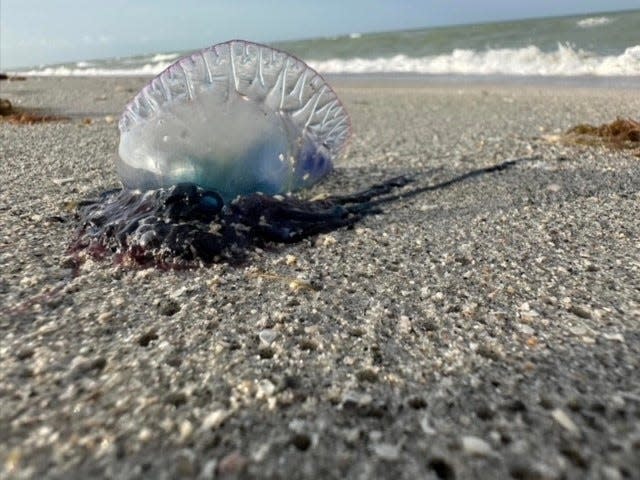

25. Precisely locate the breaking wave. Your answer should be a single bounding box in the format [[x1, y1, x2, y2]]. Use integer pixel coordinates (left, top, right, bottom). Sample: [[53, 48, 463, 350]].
[[309, 44, 640, 76], [17, 62, 174, 77], [14, 44, 640, 78], [577, 16, 612, 28]]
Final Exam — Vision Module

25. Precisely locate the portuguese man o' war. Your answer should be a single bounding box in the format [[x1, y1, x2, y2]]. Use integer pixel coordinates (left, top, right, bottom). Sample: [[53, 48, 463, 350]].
[[71, 40, 410, 267], [117, 40, 350, 200]]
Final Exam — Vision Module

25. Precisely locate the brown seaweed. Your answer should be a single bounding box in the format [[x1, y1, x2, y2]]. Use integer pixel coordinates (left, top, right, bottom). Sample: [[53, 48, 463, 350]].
[[0, 97, 69, 124], [560, 118, 640, 156]]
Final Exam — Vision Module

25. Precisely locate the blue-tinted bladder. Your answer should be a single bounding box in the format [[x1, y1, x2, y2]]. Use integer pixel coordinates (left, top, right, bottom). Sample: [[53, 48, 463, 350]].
[[117, 40, 350, 201]]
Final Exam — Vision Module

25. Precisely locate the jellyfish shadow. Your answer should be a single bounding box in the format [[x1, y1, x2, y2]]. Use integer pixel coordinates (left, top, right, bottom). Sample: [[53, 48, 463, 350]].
[[70, 156, 536, 268]]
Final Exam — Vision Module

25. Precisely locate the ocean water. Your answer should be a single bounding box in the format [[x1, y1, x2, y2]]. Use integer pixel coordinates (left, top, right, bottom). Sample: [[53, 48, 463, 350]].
[[15, 9, 640, 77]]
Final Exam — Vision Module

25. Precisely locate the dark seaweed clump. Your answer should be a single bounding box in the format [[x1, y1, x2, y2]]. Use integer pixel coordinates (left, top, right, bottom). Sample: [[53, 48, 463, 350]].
[[69, 178, 410, 268]]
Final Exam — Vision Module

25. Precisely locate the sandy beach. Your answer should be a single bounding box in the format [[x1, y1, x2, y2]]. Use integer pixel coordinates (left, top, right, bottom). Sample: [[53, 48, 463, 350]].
[[1, 76, 639, 479]]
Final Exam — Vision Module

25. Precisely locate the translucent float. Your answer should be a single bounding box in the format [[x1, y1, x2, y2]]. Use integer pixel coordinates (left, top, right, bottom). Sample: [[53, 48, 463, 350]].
[[117, 40, 351, 200]]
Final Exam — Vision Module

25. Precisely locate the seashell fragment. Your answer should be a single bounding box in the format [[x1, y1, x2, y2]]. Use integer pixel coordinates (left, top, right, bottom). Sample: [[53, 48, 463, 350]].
[[117, 40, 351, 200]]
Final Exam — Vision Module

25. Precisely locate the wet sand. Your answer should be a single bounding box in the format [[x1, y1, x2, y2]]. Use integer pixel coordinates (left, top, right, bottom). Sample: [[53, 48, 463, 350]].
[[1, 76, 639, 479]]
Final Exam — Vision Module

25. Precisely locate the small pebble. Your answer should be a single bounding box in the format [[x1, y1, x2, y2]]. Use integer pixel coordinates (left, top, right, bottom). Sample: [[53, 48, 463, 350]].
[[138, 428, 152, 442], [217, 451, 248, 475], [517, 324, 535, 335], [509, 459, 559, 480], [69, 355, 107, 376], [461, 436, 494, 457], [179, 420, 194, 441], [97, 311, 114, 323], [568, 304, 592, 319], [342, 391, 372, 408], [199, 459, 217, 479], [551, 408, 579, 435], [288, 279, 316, 292], [602, 332, 624, 343], [601, 465, 623, 480], [315, 234, 337, 247], [202, 409, 229, 430], [372, 443, 400, 461], [4, 448, 21, 474], [52, 177, 75, 186], [420, 415, 436, 435], [610, 395, 625, 410], [256, 379, 276, 399], [568, 325, 588, 336], [258, 329, 277, 345], [285, 254, 297, 265], [520, 309, 541, 324], [343, 428, 360, 444]]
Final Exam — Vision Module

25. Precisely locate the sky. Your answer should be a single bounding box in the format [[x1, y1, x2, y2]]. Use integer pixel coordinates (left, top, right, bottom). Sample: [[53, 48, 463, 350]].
[[1, 0, 639, 69]]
